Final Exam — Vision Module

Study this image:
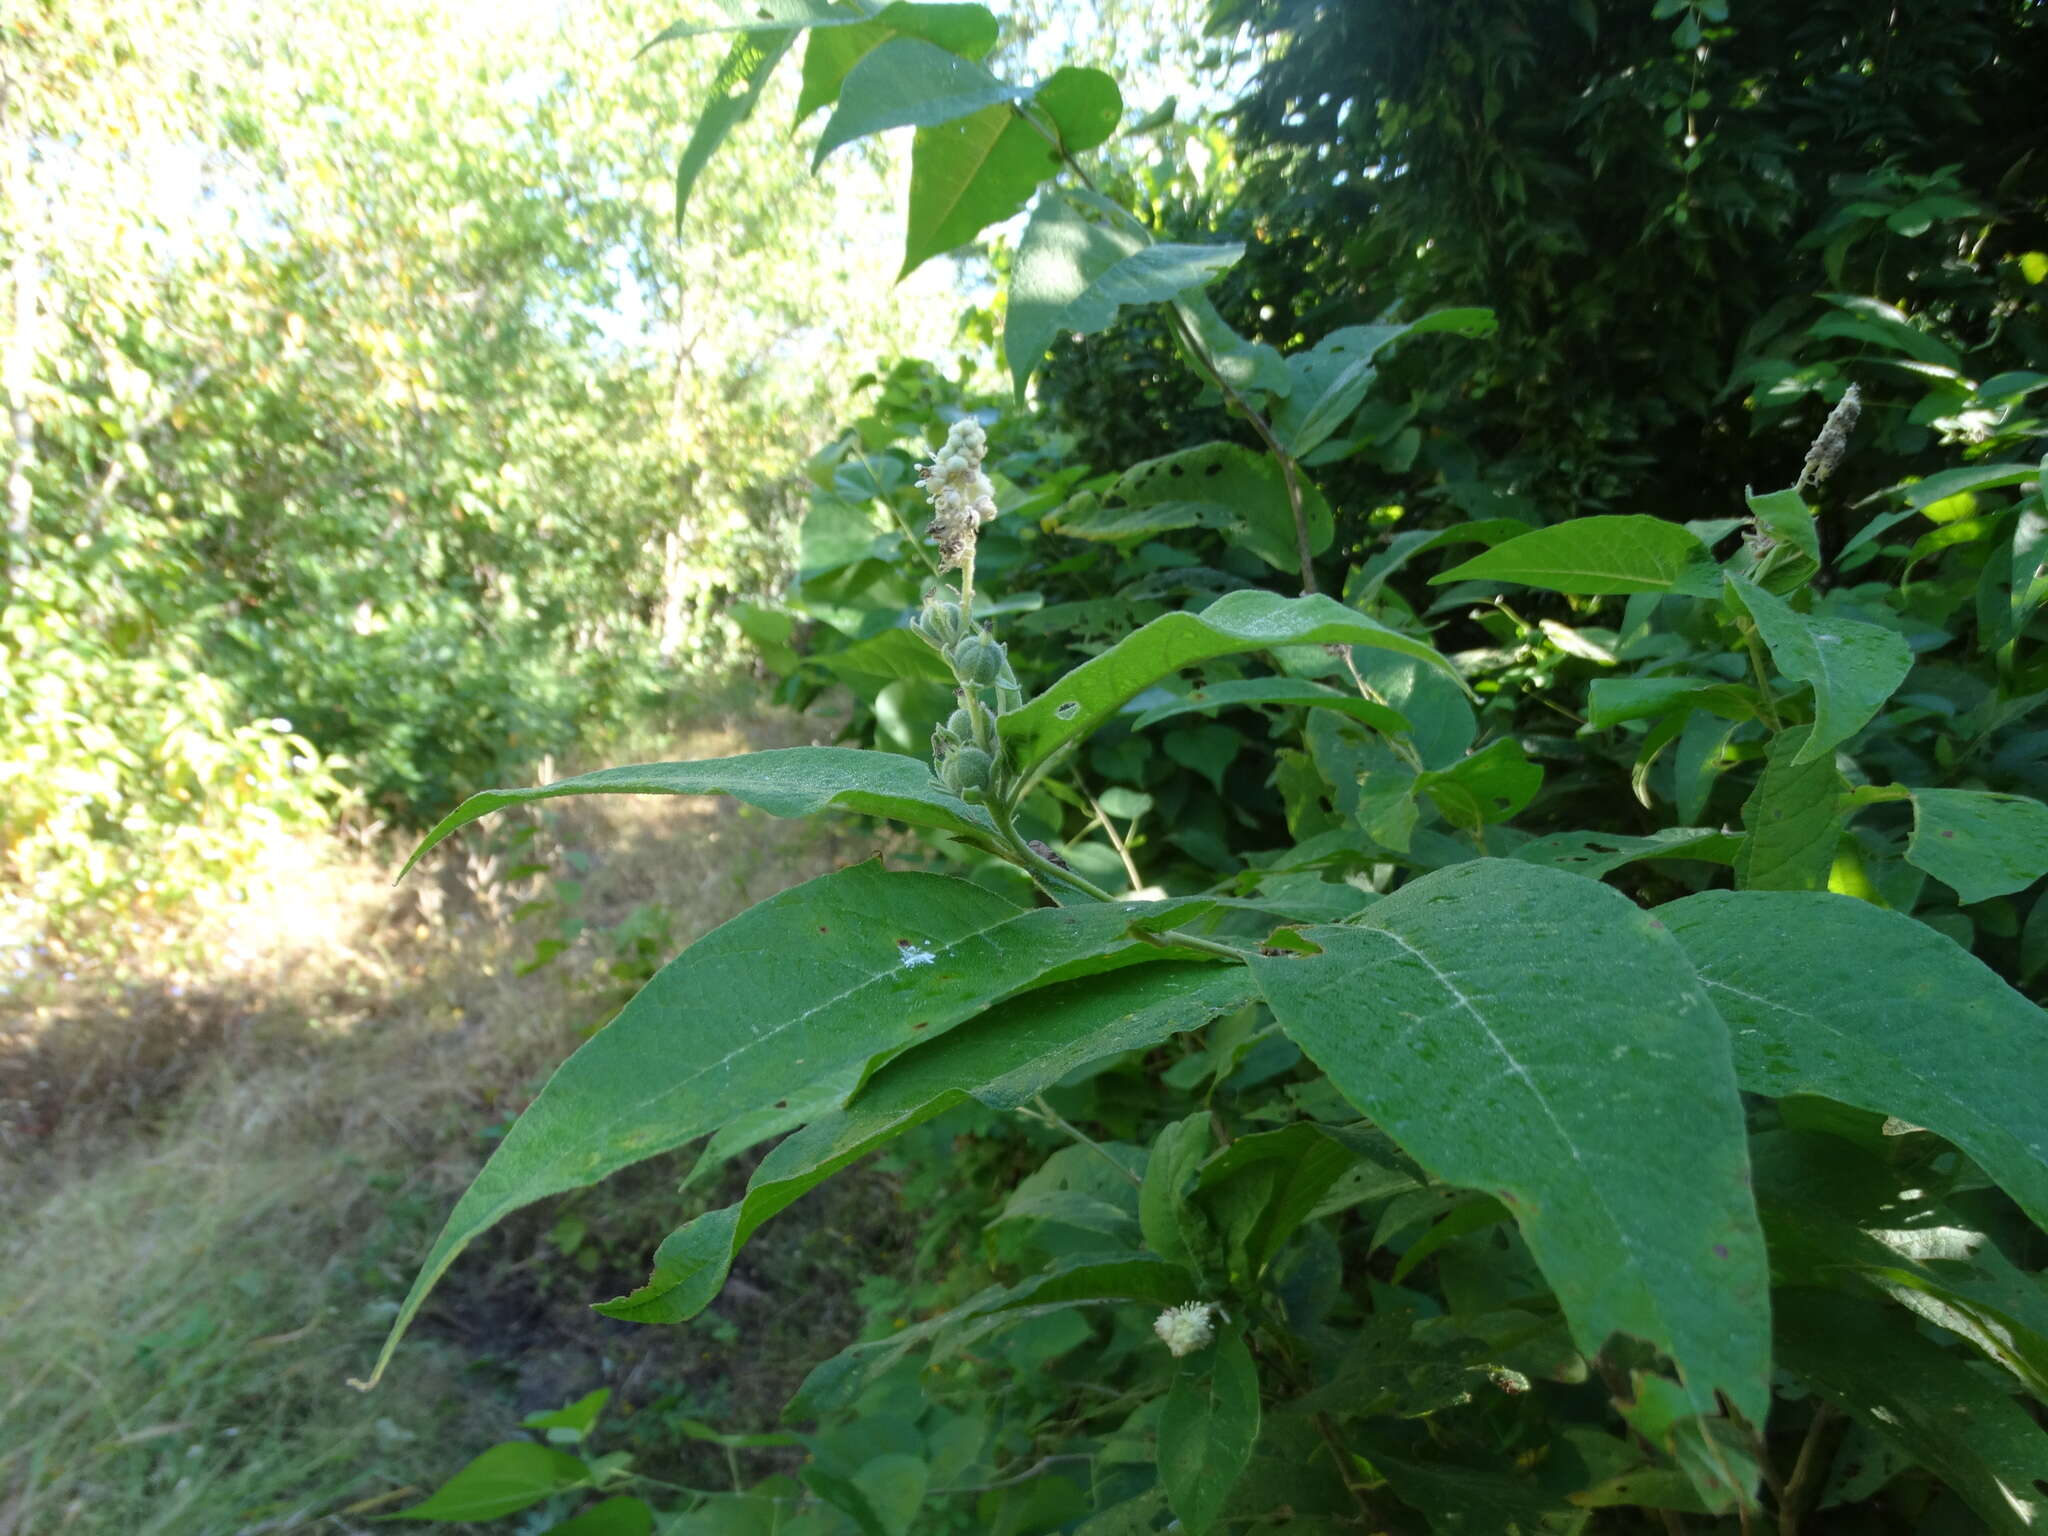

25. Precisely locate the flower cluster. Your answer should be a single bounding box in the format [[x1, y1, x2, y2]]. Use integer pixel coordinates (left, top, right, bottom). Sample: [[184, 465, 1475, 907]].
[[1798, 383, 1861, 488], [918, 417, 997, 572], [1152, 1301, 1217, 1357]]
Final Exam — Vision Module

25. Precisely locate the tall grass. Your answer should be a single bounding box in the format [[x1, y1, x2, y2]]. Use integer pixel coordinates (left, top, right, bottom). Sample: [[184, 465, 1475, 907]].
[[0, 712, 898, 1534]]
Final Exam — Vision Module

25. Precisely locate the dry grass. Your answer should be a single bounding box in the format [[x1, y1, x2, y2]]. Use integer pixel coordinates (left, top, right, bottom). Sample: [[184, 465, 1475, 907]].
[[0, 706, 922, 1534]]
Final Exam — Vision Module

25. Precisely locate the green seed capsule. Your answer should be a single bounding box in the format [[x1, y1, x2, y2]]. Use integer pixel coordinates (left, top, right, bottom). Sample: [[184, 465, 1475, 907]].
[[946, 708, 974, 739], [951, 635, 1005, 687], [942, 745, 993, 795]]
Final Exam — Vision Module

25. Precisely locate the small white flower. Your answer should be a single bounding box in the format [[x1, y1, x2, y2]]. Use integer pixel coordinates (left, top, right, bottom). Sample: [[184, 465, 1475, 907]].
[[918, 417, 999, 572], [1153, 1301, 1216, 1357]]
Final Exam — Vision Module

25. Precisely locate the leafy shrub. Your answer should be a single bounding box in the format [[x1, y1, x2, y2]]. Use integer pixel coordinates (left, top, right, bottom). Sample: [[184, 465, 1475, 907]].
[[373, 4, 2048, 1533]]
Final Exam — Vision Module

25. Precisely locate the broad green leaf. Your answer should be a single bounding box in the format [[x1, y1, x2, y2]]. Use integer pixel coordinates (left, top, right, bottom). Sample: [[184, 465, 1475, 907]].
[[1814, 293, 1964, 369], [807, 1453, 926, 1536], [1273, 311, 1495, 458], [1046, 441, 1332, 573], [814, 626, 954, 683], [1194, 1122, 1360, 1282], [1285, 1307, 1492, 1418], [1586, 676, 1754, 727], [1249, 859, 1771, 1429], [1415, 738, 1542, 829], [791, 1252, 1200, 1416], [1141, 1112, 1213, 1272], [1130, 677, 1409, 737], [1512, 827, 1736, 879], [1007, 193, 1241, 398], [358, 864, 1216, 1387], [1726, 577, 1911, 763], [1000, 591, 1460, 779], [1734, 726, 1847, 891], [812, 38, 1026, 169], [523, 1388, 609, 1443], [1171, 288, 1292, 400], [1431, 515, 1714, 595], [794, 3, 998, 122], [1907, 788, 2048, 904], [1744, 485, 1819, 567], [1660, 889, 2048, 1228], [674, 30, 797, 235], [1160, 1328, 1260, 1535], [399, 747, 994, 878], [599, 964, 1252, 1323], [901, 66, 1120, 276], [1889, 464, 2042, 509], [395, 1442, 590, 1522], [1775, 1289, 2048, 1534], [540, 1498, 655, 1536]]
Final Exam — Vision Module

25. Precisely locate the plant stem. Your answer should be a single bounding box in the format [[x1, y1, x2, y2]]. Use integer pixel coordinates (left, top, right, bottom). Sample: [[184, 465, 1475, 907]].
[[1025, 1094, 1141, 1188], [1074, 777, 1144, 891], [988, 798, 1117, 902], [1130, 924, 1252, 963], [1777, 1403, 1838, 1536], [1739, 620, 1784, 730]]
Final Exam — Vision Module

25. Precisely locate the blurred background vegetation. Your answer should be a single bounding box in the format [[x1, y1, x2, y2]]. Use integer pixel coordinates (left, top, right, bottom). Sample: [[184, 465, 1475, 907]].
[[3, 0, 2043, 1530]]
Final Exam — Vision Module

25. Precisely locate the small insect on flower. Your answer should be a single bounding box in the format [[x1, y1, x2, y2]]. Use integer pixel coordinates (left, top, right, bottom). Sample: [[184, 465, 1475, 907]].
[[1153, 1301, 1217, 1357]]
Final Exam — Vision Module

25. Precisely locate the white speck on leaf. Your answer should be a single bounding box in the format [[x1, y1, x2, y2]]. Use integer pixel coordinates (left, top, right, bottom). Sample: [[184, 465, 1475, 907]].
[[899, 944, 936, 968]]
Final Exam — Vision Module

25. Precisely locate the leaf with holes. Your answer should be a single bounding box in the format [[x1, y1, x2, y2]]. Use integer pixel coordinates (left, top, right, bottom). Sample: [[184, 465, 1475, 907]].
[[1249, 859, 1770, 1434], [1046, 441, 1331, 573]]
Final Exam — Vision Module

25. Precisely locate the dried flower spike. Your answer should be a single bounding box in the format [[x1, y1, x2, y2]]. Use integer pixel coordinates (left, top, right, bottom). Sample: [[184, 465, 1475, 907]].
[[1153, 1301, 1217, 1357], [1798, 383, 1861, 489], [917, 417, 997, 573]]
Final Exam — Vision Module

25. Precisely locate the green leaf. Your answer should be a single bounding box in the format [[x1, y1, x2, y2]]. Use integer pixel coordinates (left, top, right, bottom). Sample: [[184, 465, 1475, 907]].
[[1745, 485, 1820, 567], [598, 964, 1252, 1323], [1272, 311, 1494, 457], [1000, 590, 1459, 779], [1586, 676, 1754, 727], [1726, 577, 1911, 764], [1431, 515, 1714, 595], [395, 1442, 591, 1522], [1734, 726, 1847, 891], [807, 1453, 927, 1536], [358, 864, 1216, 1387], [1512, 827, 1736, 880], [1130, 677, 1409, 737], [1415, 737, 1542, 828], [901, 66, 1120, 276], [523, 1388, 609, 1444], [1249, 859, 1770, 1429], [1661, 889, 2048, 1227], [1775, 1289, 2048, 1534], [1888, 461, 2043, 510], [791, 1252, 1200, 1416], [1160, 1328, 1260, 1535], [1007, 193, 1241, 398], [1141, 1112, 1213, 1272], [1195, 1122, 1361, 1282], [1046, 441, 1332, 573], [539, 1497, 656, 1536], [674, 30, 798, 235], [399, 747, 995, 878], [794, 3, 998, 122], [1907, 788, 2048, 904], [641, 0, 858, 47], [812, 38, 1026, 169]]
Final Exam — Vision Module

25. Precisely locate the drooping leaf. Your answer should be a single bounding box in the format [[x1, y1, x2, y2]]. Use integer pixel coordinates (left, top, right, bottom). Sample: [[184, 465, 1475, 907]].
[[598, 964, 1252, 1323], [1160, 1328, 1260, 1535], [1745, 485, 1820, 568], [1512, 827, 1736, 880], [399, 747, 995, 877], [1586, 676, 1755, 727], [1906, 787, 2048, 904], [811, 38, 1026, 169], [901, 66, 1120, 275], [1007, 193, 1241, 397], [1140, 1112, 1214, 1273], [1431, 516, 1716, 595], [1775, 1289, 2048, 1534], [1726, 577, 1911, 764], [1249, 859, 1771, 1431], [1130, 677, 1409, 738], [1660, 889, 2048, 1228], [1046, 441, 1332, 573], [1000, 590, 1460, 779], [673, 30, 798, 235], [1887, 462, 2041, 510], [1194, 1122, 1362, 1282], [794, 2, 998, 122], [1734, 726, 1847, 891], [357, 864, 1216, 1387], [395, 1442, 591, 1522], [1271, 311, 1495, 457]]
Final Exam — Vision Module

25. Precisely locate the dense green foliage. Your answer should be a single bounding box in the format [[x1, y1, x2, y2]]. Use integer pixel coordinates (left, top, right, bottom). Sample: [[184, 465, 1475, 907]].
[[361, 2, 2048, 1532], [1, 0, 941, 943]]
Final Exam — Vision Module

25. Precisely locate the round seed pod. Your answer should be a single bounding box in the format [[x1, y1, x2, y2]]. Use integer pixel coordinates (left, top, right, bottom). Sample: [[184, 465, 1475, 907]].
[[941, 745, 994, 795], [951, 635, 1005, 687]]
